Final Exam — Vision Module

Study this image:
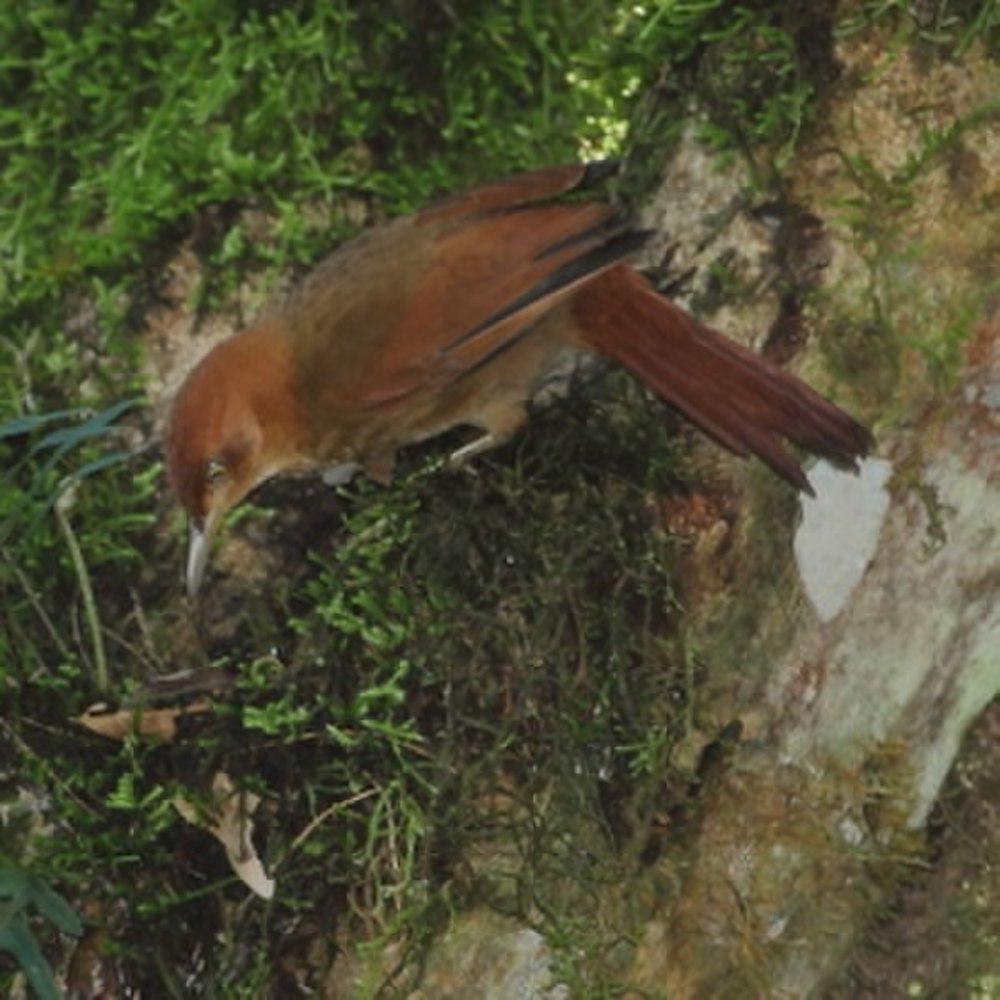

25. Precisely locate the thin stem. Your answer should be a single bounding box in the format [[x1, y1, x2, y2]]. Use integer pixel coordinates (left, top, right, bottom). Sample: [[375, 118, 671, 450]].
[[53, 489, 107, 692], [0, 548, 74, 665]]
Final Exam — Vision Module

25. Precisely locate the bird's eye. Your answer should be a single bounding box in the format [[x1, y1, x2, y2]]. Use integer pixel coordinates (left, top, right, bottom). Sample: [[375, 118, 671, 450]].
[[204, 457, 228, 485]]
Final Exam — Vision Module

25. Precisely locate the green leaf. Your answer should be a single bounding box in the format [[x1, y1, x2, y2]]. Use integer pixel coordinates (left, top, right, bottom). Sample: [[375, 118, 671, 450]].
[[31, 398, 141, 465], [23, 875, 83, 937], [0, 409, 85, 442], [0, 867, 30, 907], [0, 918, 61, 1000]]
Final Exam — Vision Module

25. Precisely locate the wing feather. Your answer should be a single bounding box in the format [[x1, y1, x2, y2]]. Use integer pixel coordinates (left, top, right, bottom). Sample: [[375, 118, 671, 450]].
[[355, 205, 645, 406], [419, 160, 619, 222], [290, 163, 641, 411]]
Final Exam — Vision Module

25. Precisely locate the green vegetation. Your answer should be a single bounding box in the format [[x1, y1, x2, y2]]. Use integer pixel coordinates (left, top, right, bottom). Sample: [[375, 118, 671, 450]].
[[2, 0, 995, 994], [839, 0, 999, 57], [818, 97, 999, 413], [0, 869, 81, 1000]]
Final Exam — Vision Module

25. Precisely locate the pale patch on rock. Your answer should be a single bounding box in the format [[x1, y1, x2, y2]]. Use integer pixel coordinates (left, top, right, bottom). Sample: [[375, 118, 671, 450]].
[[794, 457, 893, 622]]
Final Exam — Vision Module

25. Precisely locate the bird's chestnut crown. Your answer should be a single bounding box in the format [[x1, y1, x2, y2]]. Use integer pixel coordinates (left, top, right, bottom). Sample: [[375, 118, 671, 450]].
[[165, 323, 304, 535]]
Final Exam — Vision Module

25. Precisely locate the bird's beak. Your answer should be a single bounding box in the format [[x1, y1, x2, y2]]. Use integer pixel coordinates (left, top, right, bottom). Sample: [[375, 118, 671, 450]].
[[186, 515, 216, 597]]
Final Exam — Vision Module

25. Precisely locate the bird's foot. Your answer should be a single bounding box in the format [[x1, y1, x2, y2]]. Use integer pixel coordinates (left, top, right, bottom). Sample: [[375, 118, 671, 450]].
[[321, 461, 360, 487], [447, 433, 499, 469]]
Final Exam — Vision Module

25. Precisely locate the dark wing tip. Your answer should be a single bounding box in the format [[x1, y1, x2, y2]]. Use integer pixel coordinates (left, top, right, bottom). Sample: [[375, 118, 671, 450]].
[[447, 228, 652, 356], [580, 159, 621, 189]]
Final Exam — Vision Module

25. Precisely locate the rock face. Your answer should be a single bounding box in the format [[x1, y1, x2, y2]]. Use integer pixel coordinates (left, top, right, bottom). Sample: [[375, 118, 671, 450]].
[[327, 29, 999, 1000], [634, 332, 998, 998], [778, 369, 999, 829]]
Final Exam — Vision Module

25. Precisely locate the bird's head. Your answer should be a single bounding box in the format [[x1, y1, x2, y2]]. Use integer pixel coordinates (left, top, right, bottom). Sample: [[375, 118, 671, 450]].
[[164, 325, 306, 596]]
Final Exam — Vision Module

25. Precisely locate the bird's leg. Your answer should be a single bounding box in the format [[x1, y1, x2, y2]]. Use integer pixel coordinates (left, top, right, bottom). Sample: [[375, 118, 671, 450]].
[[447, 402, 526, 468], [448, 434, 501, 467]]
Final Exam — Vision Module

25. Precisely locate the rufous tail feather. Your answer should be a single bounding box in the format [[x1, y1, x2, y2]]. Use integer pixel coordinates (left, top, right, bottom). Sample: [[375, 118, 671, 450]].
[[574, 266, 872, 493]]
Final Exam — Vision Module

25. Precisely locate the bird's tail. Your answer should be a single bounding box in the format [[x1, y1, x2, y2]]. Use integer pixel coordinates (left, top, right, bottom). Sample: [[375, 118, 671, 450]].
[[573, 266, 872, 493]]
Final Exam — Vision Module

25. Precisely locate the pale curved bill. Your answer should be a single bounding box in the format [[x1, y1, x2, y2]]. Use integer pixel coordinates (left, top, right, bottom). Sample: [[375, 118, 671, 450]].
[[186, 522, 210, 597]]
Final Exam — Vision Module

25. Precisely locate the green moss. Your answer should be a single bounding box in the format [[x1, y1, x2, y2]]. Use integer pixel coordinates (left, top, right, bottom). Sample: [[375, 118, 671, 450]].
[[812, 95, 998, 419], [838, 0, 998, 58], [818, 309, 903, 411]]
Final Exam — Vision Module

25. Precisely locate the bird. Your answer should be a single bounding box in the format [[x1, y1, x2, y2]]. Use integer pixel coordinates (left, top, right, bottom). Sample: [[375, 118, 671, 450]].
[[165, 161, 872, 595]]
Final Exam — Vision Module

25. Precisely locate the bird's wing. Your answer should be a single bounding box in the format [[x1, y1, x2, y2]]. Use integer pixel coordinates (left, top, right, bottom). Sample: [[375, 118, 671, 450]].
[[355, 201, 647, 406], [418, 160, 619, 222], [292, 164, 645, 410], [292, 163, 645, 409]]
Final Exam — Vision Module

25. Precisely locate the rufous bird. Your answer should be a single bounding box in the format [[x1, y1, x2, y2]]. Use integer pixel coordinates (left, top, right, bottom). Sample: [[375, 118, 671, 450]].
[[166, 162, 871, 595]]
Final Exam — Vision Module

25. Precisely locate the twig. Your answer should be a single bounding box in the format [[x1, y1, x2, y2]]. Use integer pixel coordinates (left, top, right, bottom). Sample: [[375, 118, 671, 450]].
[[280, 787, 379, 865], [129, 586, 164, 669], [103, 626, 161, 676]]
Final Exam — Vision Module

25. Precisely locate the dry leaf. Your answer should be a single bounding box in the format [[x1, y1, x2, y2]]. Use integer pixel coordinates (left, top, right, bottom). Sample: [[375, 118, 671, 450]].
[[173, 771, 275, 899], [76, 699, 212, 741]]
